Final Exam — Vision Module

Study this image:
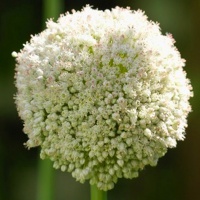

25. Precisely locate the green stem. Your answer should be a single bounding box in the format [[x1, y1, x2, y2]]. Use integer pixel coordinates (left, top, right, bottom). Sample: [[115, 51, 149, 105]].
[[91, 185, 107, 200], [43, 0, 64, 24], [37, 1, 64, 200], [37, 159, 54, 200]]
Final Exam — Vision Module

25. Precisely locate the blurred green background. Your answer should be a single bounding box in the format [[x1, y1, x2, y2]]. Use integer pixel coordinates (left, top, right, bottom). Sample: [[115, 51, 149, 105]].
[[0, 0, 199, 200]]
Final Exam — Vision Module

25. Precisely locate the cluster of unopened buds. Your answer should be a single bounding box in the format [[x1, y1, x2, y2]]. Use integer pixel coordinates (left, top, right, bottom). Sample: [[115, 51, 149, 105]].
[[13, 5, 192, 191]]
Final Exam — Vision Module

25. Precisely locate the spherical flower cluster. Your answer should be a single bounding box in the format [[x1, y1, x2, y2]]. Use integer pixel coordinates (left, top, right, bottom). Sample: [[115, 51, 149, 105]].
[[14, 6, 192, 191]]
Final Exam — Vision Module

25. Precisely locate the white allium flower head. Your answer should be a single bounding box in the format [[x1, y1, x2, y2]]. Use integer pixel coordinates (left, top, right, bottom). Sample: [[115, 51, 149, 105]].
[[14, 5, 193, 191]]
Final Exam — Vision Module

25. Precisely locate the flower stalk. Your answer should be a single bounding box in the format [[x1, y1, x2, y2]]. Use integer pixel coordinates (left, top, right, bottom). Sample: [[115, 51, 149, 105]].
[[43, 0, 64, 23], [37, 159, 54, 200], [91, 185, 107, 200], [37, 0, 64, 200]]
